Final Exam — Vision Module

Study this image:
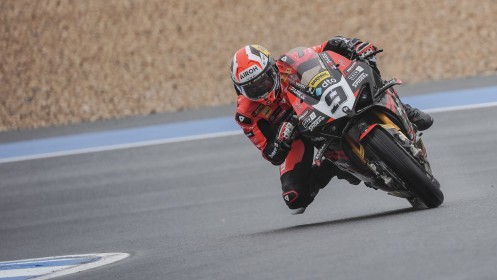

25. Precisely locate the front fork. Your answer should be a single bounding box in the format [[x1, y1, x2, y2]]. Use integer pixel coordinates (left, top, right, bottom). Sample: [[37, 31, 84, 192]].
[[345, 110, 432, 192], [350, 110, 426, 164]]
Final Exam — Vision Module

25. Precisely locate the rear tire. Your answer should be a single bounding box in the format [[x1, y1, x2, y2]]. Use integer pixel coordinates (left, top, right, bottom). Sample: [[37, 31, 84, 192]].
[[364, 128, 444, 208]]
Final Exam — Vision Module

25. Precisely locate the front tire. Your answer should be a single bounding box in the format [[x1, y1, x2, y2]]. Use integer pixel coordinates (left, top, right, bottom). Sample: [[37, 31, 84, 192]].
[[364, 127, 444, 208]]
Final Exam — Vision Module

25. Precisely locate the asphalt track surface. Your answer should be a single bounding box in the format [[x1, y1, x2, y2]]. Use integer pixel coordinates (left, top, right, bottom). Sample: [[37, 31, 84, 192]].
[[1, 77, 497, 280]]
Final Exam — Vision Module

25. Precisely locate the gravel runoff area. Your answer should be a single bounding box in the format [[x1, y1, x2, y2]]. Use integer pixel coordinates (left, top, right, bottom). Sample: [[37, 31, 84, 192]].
[[1, 0, 496, 131]]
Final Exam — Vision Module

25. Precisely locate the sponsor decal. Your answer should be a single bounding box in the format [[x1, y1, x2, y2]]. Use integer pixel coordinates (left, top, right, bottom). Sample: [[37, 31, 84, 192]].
[[269, 146, 278, 158], [282, 191, 298, 204], [315, 88, 323, 97], [261, 106, 273, 118], [308, 116, 326, 131], [239, 65, 261, 81], [288, 85, 306, 100], [321, 77, 337, 89], [308, 71, 331, 88], [245, 130, 255, 138], [345, 61, 358, 74], [299, 108, 312, 121], [252, 45, 271, 57], [348, 66, 365, 80], [269, 107, 283, 122], [302, 111, 317, 128], [279, 55, 295, 65], [318, 58, 326, 70], [320, 52, 333, 65], [288, 74, 299, 83], [312, 78, 337, 98], [293, 81, 309, 91], [252, 104, 265, 117], [293, 101, 303, 111], [352, 73, 368, 87], [236, 113, 252, 125]]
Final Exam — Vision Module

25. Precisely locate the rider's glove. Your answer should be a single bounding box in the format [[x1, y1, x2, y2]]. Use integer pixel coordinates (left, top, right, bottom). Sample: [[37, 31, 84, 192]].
[[351, 40, 380, 74], [324, 36, 378, 61], [353, 41, 378, 59], [262, 121, 296, 165], [324, 36, 381, 76], [275, 121, 296, 150]]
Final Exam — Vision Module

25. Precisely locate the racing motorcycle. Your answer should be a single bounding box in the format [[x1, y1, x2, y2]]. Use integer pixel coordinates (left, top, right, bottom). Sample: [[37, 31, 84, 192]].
[[282, 48, 443, 208]]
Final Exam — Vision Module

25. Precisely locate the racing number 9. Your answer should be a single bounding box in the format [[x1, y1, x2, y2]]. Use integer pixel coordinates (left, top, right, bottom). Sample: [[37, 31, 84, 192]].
[[325, 87, 348, 114]]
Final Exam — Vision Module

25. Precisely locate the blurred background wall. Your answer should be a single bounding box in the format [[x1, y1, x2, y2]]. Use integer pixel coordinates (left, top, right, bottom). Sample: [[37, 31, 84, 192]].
[[1, 0, 496, 131]]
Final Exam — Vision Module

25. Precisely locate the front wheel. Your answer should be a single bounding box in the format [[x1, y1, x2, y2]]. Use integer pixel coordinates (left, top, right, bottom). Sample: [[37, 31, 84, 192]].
[[363, 127, 444, 208]]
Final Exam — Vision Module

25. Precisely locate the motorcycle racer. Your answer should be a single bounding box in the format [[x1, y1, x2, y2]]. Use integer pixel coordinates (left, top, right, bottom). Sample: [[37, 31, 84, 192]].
[[230, 36, 433, 215]]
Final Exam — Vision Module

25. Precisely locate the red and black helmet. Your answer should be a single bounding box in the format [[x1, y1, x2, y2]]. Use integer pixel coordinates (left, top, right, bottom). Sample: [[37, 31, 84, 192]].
[[230, 45, 281, 104]]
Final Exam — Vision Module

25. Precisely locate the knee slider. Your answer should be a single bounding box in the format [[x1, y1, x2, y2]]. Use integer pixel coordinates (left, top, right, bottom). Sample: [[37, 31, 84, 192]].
[[282, 187, 317, 210]]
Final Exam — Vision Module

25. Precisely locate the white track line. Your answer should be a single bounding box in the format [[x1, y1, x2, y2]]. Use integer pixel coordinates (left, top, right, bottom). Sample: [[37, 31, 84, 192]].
[[0, 130, 242, 164], [1, 102, 496, 164], [424, 101, 497, 113]]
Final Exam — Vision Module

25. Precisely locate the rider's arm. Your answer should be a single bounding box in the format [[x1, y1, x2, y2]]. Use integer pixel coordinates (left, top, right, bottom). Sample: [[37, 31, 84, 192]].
[[235, 98, 290, 166], [312, 36, 377, 59], [312, 36, 380, 74]]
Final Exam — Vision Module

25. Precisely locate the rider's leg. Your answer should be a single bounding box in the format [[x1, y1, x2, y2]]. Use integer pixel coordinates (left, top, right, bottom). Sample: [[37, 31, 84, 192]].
[[280, 140, 362, 215], [312, 159, 360, 188], [280, 139, 323, 215]]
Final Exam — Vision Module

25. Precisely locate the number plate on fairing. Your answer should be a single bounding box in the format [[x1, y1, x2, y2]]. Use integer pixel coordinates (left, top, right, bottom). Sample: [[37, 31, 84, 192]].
[[311, 76, 357, 119]]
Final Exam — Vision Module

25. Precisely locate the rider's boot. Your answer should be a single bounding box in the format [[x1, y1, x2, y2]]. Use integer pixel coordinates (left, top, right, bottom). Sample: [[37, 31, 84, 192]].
[[310, 160, 336, 190], [289, 162, 338, 215], [290, 161, 361, 215], [312, 160, 361, 190], [335, 168, 361, 185], [403, 104, 434, 131], [290, 207, 307, 215]]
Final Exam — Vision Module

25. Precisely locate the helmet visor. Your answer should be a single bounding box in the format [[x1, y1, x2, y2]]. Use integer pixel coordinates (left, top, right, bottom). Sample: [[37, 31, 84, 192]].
[[239, 67, 278, 101]]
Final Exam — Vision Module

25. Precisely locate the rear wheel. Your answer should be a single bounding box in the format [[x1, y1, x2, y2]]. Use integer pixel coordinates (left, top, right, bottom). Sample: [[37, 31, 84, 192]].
[[364, 127, 444, 208]]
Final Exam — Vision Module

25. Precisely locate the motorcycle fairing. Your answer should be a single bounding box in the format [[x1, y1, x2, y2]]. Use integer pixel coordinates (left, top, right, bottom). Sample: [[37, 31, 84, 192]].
[[282, 50, 371, 136], [281, 47, 420, 183]]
